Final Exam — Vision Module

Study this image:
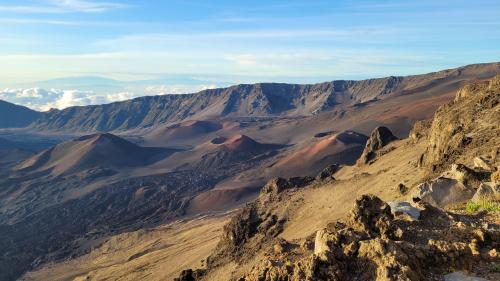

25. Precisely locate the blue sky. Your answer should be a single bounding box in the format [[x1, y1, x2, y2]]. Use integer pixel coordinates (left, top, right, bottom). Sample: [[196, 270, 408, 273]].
[[0, 0, 499, 110]]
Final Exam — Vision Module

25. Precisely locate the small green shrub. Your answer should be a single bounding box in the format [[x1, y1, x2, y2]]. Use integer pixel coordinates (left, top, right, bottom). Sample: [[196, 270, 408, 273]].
[[466, 201, 480, 213], [465, 198, 500, 214]]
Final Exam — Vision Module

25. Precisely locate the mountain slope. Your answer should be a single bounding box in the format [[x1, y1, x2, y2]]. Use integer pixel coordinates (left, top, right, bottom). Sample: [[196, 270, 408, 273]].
[[0, 100, 41, 128], [29, 62, 500, 132], [171, 75, 500, 281]]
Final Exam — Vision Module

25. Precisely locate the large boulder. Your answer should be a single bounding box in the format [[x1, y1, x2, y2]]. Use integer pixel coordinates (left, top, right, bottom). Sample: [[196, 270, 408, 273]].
[[174, 269, 205, 281], [411, 177, 475, 207], [347, 194, 396, 239], [358, 126, 398, 164], [442, 163, 489, 188], [260, 176, 314, 198], [471, 182, 500, 202]]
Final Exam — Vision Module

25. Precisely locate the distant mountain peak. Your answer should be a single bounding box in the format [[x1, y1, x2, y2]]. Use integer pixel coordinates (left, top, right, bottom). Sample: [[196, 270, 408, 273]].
[[0, 99, 41, 128]]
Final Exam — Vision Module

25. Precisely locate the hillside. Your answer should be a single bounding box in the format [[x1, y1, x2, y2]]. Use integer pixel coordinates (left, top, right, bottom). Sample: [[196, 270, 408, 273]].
[[15, 133, 172, 176], [0, 100, 41, 128], [27, 62, 500, 133]]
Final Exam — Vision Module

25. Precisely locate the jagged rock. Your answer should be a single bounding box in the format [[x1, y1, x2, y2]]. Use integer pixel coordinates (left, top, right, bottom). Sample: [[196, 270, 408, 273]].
[[314, 229, 331, 261], [357, 238, 422, 281], [424, 76, 500, 173], [358, 126, 398, 164], [260, 177, 293, 196], [273, 238, 289, 254], [397, 183, 408, 195], [409, 119, 432, 143], [387, 201, 421, 221], [260, 176, 314, 198], [454, 80, 489, 101], [488, 73, 500, 89], [218, 203, 261, 253], [492, 170, 500, 184], [473, 156, 494, 171], [217, 193, 499, 281], [471, 182, 500, 202], [347, 194, 396, 239], [412, 177, 475, 207], [315, 164, 341, 181], [174, 269, 205, 281], [442, 163, 489, 188]]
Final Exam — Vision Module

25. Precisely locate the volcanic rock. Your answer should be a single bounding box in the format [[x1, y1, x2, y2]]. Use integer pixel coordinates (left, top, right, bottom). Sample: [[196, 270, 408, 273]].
[[412, 177, 475, 207], [471, 182, 500, 202], [357, 126, 398, 164], [473, 156, 494, 171], [315, 164, 341, 181], [424, 75, 500, 173]]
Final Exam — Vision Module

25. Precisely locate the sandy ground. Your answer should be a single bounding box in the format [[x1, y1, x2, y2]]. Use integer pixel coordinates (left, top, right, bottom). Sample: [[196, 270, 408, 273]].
[[282, 138, 426, 240], [21, 214, 231, 281]]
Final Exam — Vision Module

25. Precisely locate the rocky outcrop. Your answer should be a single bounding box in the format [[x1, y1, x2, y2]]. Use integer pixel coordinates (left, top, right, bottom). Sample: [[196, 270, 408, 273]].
[[471, 182, 500, 202], [411, 161, 495, 208], [454, 80, 489, 101], [411, 177, 475, 207], [357, 126, 398, 164], [346, 195, 399, 239], [444, 271, 490, 281], [424, 75, 500, 174], [409, 119, 432, 143], [173, 269, 205, 281], [315, 164, 341, 181], [231, 195, 499, 281], [260, 176, 314, 200], [206, 176, 314, 269]]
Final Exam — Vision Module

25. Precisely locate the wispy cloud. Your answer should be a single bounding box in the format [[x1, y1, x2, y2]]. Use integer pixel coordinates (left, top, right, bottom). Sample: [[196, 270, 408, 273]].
[[0, 0, 126, 13], [50, 0, 126, 12]]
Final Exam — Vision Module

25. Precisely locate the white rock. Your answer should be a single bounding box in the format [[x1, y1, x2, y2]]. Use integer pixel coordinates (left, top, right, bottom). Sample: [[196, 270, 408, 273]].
[[314, 229, 330, 261], [387, 201, 421, 221]]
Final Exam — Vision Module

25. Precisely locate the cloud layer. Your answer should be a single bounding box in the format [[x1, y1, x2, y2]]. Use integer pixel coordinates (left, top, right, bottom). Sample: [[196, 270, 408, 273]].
[[0, 88, 139, 111], [0, 84, 220, 111]]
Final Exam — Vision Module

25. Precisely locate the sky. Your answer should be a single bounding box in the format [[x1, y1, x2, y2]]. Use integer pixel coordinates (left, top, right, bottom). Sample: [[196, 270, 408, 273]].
[[0, 0, 499, 111]]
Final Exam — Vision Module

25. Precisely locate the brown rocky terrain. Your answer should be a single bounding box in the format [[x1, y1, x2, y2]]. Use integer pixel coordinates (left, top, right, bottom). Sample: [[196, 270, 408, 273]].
[[171, 75, 500, 281], [1, 64, 499, 281]]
